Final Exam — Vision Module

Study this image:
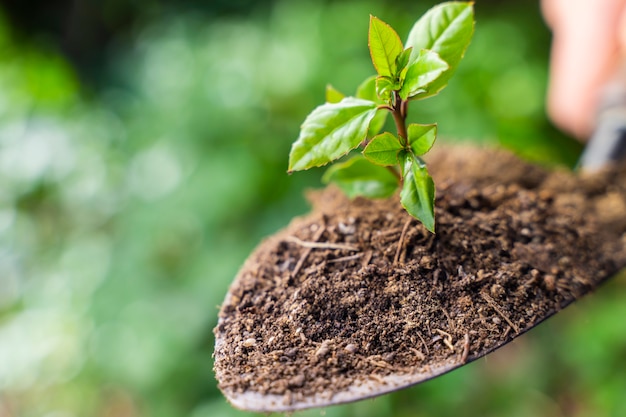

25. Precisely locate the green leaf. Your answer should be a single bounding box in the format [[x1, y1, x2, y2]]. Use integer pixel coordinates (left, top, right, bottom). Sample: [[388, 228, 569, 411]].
[[288, 97, 378, 172], [326, 84, 345, 103], [399, 49, 449, 100], [407, 123, 437, 156], [368, 15, 404, 78], [368, 108, 388, 138], [322, 155, 399, 199], [405, 1, 474, 99], [395, 47, 413, 75], [355, 77, 389, 136], [363, 132, 403, 166], [356, 75, 378, 102], [400, 154, 436, 232], [376, 76, 394, 102]]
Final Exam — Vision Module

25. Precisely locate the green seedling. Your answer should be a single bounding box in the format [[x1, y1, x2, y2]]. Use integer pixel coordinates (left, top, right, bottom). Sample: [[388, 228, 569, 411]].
[[288, 2, 474, 232]]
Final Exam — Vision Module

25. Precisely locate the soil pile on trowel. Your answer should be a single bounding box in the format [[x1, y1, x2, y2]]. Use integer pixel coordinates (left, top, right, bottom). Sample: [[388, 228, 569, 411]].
[[214, 145, 626, 412]]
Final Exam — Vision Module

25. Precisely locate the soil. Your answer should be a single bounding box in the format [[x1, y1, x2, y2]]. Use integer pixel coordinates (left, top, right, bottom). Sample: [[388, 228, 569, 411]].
[[213, 146, 626, 412]]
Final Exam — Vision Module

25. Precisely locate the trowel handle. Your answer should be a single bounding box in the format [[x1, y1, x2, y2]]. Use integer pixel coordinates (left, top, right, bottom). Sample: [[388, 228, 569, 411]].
[[578, 62, 626, 171]]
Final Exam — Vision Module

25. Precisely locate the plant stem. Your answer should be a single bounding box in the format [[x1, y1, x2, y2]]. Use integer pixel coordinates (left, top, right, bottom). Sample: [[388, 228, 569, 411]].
[[388, 91, 409, 185], [392, 91, 408, 146], [400, 97, 408, 119], [386, 165, 402, 182]]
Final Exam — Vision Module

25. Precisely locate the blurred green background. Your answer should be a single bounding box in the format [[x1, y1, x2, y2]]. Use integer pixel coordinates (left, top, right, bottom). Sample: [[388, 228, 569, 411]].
[[0, 0, 624, 416]]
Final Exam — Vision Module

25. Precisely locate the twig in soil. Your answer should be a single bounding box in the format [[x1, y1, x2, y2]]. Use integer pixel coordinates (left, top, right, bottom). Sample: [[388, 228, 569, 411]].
[[361, 250, 373, 268], [433, 269, 442, 286], [291, 225, 326, 278], [409, 347, 425, 361], [394, 218, 413, 265], [441, 308, 455, 333], [285, 236, 359, 252], [327, 253, 363, 263], [503, 326, 511, 339], [368, 374, 385, 384], [378, 228, 403, 236], [461, 333, 470, 363], [417, 330, 429, 355], [480, 292, 520, 334], [434, 329, 454, 351], [367, 357, 394, 370]]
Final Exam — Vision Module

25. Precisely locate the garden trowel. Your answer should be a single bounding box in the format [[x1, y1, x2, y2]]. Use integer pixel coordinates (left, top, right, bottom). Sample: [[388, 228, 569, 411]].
[[215, 70, 626, 413], [579, 63, 626, 170]]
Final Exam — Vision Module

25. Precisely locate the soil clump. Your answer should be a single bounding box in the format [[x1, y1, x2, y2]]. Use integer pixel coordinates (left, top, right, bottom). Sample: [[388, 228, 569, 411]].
[[214, 146, 626, 411]]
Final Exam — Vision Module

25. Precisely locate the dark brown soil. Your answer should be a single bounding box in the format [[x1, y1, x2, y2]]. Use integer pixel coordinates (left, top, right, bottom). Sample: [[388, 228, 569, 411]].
[[213, 146, 626, 411]]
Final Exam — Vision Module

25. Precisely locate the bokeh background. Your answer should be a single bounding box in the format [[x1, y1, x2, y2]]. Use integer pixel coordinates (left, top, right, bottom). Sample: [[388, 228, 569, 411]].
[[0, 0, 625, 416]]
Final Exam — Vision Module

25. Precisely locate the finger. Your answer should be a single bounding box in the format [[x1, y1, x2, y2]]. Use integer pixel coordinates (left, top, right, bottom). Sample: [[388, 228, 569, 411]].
[[542, 0, 626, 139]]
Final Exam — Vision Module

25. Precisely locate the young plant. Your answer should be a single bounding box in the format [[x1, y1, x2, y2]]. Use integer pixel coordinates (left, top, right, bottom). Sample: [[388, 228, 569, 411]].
[[288, 2, 474, 232]]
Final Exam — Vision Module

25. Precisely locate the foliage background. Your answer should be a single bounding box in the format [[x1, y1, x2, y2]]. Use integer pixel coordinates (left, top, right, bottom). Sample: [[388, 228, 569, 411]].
[[0, 0, 624, 416]]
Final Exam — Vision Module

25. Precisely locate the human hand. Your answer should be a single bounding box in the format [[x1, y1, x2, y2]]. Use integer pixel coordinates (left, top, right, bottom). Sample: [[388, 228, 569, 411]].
[[542, 0, 626, 140]]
